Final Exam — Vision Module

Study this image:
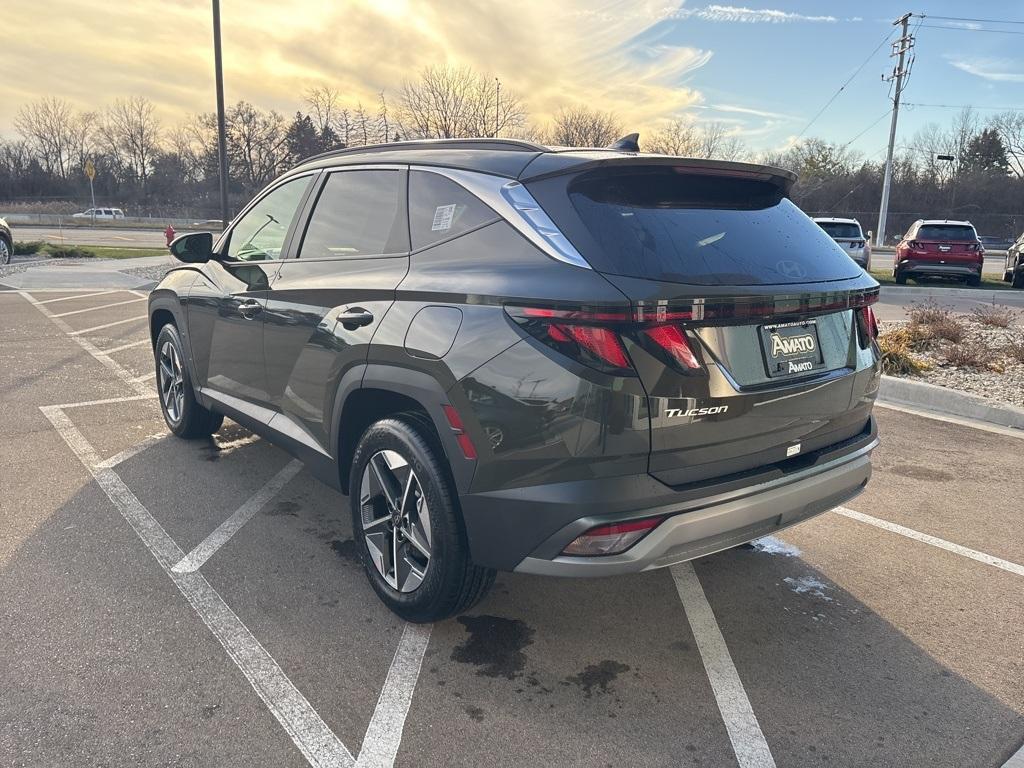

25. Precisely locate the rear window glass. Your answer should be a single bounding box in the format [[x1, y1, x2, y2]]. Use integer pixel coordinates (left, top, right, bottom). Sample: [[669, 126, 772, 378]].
[[409, 171, 499, 250], [916, 225, 977, 241], [816, 221, 862, 239], [550, 167, 863, 286], [299, 170, 407, 258]]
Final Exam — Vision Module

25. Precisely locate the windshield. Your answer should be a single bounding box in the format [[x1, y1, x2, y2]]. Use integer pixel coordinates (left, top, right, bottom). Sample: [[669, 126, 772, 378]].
[[917, 225, 977, 241], [817, 221, 862, 240], [550, 167, 863, 285]]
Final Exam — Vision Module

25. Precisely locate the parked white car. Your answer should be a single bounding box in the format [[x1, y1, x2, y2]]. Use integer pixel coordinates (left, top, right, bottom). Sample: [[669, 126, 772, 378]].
[[812, 217, 870, 270], [73, 207, 125, 220]]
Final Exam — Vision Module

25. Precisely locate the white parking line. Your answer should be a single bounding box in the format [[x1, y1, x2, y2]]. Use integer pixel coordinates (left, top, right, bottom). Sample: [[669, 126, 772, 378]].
[[21, 292, 152, 397], [172, 459, 304, 574], [38, 290, 117, 304], [41, 404, 357, 768], [52, 297, 147, 317], [835, 507, 1024, 577], [103, 338, 151, 354], [133, 371, 156, 383], [54, 393, 157, 410], [68, 315, 148, 336], [672, 563, 777, 768], [96, 433, 167, 469], [1003, 741, 1024, 768]]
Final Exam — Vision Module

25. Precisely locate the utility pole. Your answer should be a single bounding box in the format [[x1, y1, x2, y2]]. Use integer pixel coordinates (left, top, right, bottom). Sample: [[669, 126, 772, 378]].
[[875, 12, 913, 248], [212, 0, 230, 230], [494, 78, 501, 138]]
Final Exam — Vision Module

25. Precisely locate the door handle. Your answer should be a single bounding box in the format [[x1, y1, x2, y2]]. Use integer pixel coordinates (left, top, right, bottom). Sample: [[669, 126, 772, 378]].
[[238, 299, 262, 319], [340, 307, 374, 329]]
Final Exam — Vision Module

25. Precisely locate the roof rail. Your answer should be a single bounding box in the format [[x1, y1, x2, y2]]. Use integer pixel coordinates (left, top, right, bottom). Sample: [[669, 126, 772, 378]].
[[298, 137, 548, 166]]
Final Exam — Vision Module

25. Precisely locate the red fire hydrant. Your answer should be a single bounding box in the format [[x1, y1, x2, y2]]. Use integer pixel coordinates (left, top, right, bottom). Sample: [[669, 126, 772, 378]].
[[164, 225, 176, 247]]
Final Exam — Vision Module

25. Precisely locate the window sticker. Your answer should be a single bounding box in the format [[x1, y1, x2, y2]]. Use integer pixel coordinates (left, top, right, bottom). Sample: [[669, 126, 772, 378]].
[[431, 203, 457, 232]]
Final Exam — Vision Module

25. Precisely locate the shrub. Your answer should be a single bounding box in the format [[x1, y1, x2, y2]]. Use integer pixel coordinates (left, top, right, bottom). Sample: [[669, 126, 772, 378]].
[[906, 299, 953, 326], [905, 299, 966, 343], [12, 240, 46, 255], [970, 303, 1016, 328], [43, 244, 95, 259], [923, 315, 966, 343], [1004, 335, 1024, 364], [940, 336, 1000, 371], [878, 327, 932, 375]]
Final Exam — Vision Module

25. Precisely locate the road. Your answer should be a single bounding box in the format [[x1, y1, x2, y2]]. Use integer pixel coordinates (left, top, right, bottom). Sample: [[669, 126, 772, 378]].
[[1, 286, 1022, 767], [13, 226, 177, 248]]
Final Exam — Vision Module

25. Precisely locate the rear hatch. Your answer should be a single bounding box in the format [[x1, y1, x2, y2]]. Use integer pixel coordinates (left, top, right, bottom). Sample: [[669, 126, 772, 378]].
[[911, 224, 980, 263], [816, 221, 867, 258], [525, 161, 879, 486]]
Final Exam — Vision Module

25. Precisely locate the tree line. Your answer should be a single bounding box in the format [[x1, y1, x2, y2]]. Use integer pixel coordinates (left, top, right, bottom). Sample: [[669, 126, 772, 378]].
[[3, 63, 1024, 237]]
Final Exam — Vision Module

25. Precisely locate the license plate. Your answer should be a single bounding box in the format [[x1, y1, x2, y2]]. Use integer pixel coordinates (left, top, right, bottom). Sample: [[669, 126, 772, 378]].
[[760, 319, 825, 378]]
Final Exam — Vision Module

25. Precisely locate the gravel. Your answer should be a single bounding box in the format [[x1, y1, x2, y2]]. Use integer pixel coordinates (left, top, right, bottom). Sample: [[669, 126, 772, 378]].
[[118, 264, 176, 284], [881, 312, 1024, 409]]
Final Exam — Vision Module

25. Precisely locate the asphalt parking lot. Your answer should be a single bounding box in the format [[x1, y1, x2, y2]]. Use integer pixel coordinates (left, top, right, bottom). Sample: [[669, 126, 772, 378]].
[[2, 287, 1023, 768]]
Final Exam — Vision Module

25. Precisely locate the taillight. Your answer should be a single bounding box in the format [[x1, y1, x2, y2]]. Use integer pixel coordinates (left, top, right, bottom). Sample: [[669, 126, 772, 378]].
[[637, 324, 701, 371], [856, 306, 878, 348], [908, 240, 921, 250], [562, 516, 665, 556], [507, 306, 635, 375]]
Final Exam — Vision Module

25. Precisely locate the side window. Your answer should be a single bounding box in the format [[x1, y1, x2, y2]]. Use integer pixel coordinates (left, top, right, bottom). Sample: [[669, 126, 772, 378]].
[[226, 175, 312, 261], [299, 170, 406, 258], [408, 170, 499, 250]]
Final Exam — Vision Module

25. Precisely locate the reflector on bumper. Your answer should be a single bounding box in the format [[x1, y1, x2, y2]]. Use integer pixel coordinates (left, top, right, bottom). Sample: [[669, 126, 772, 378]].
[[561, 516, 665, 556]]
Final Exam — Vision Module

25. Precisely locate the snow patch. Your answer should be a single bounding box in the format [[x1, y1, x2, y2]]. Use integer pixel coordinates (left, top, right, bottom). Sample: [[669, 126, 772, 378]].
[[751, 536, 801, 557], [783, 576, 834, 601]]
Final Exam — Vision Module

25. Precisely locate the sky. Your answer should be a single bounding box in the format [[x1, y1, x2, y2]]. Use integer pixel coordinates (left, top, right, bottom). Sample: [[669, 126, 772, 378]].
[[2, 0, 1024, 157]]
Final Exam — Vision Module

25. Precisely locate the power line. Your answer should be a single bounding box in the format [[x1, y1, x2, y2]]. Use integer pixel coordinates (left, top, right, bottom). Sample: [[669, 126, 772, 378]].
[[794, 27, 897, 141], [841, 108, 893, 148], [915, 23, 1024, 35], [920, 14, 1024, 25]]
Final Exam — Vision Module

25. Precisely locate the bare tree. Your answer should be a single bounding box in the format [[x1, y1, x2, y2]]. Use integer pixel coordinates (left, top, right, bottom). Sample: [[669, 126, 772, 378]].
[[398, 65, 525, 139], [226, 101, 289, 193], [647, 119, 746, 159], [549, 106, 621, 147], [989, 110, 1024, 178], [99, 96, 162, 189], [14, 97, 80, 179], [304, 85, 341, 136]]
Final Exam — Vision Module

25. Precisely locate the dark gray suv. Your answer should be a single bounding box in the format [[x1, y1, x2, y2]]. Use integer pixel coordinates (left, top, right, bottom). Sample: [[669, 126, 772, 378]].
[[149, 138, 881, 622]]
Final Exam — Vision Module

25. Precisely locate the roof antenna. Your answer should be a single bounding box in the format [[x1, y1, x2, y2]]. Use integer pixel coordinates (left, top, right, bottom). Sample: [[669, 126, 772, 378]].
[[608, 133, 640, 152]]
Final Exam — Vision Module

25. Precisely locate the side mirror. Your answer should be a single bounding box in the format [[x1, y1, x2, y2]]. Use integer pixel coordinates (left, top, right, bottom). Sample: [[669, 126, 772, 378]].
[[170, 232, 214, 263]]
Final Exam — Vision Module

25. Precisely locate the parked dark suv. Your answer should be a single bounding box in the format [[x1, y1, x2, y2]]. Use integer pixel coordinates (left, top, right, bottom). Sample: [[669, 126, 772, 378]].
[[150, 138, 881, 621]]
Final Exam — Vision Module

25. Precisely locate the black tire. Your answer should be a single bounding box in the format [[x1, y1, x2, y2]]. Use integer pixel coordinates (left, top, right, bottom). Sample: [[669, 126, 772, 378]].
[[0, 235, 11, 266], [1013, 269, 1024, 289], [349, 414, 495, 622], [967, 274, 981, 287], [894, 270, 907, 285], [154, 323, 223, 439]]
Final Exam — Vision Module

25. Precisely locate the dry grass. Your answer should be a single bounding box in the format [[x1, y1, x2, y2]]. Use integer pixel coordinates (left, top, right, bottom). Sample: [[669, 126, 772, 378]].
[[905, 300, 967, 344], [878, 327, 932, 375], [940, 335, 1001, 371], [906, 299, 953, 326], [970, 303, 1016, 328], [1005, 335, 1024, 364]]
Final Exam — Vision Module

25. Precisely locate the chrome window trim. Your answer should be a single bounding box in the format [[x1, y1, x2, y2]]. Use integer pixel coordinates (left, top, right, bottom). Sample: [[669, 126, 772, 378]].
[[410, 165, 592, 270]]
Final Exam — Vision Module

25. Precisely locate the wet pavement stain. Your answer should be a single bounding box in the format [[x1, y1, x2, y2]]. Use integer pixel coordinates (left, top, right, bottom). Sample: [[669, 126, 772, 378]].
[[464, 705, 485, 722], [451, 615, 535, 679], [265, 500, 301, 517], [886, 462, 954, 482], [563, 660, 630, 699], [330, 539, 362, 566]]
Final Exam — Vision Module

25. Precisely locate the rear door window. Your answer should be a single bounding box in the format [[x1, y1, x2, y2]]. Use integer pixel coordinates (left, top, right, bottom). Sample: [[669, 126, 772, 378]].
[[916, 225, 977, 241], [408, 170, 499, 250], [535, 167, 862, 286], [298, 170, 407, 258]]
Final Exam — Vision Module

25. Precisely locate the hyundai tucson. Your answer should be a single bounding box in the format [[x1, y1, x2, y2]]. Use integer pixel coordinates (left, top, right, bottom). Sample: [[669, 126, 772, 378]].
[[150, 137, 881, 622], [895, 219, 984, 286]]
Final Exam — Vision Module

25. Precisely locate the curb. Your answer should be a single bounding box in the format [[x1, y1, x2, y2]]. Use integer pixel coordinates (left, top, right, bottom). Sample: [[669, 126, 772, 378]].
[[878, 285, 1013, 298], [878, 375, 1024, 430]]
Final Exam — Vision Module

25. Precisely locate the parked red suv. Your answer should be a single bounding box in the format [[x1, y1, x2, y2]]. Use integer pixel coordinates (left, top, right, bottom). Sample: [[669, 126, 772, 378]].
[[894, 219, 984, 286]]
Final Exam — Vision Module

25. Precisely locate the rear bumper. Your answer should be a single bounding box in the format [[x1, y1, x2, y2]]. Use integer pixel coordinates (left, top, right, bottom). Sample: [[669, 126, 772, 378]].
[[513, 440, 873, 576], [897, 260, 981, 277], [459, 417, 877, 573]]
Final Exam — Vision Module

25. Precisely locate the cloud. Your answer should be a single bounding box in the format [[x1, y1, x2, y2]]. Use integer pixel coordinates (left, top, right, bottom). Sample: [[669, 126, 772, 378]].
[[0, 0, 712, 134], [575, 4, 856, 24], [946, 56, 1024, 83], [707, 103, 797, 120]]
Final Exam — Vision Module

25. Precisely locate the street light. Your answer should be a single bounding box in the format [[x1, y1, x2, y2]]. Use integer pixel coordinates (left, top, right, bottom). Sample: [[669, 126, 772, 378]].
[[212, 0, 230, 230]]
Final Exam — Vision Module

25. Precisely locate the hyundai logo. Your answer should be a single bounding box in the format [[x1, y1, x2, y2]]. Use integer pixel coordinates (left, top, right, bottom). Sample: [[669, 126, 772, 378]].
[[776, 260, 807, 279]]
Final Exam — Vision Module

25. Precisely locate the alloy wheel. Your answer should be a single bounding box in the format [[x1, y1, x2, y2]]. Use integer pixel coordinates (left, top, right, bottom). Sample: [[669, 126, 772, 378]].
[[0, 239, 10, 265], [158, 340, 185, 423], [360, 449, 432, 593]]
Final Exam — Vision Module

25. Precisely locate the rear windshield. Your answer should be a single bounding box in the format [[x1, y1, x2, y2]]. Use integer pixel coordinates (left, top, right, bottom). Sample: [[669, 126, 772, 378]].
[[917, 225, 977, 241], [540, 167, 862, 285], [816, 221, 862, 240]]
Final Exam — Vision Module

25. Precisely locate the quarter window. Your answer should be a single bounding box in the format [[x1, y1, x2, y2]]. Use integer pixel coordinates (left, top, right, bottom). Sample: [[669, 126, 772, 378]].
[[226, 175, 312, 261], [409, 170, 499, 250], [299, 170, 407, 258]]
